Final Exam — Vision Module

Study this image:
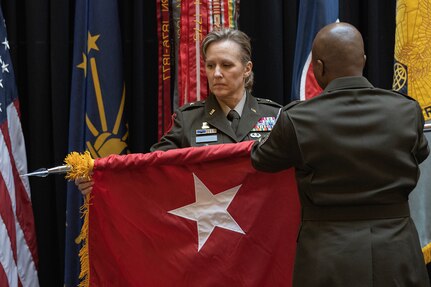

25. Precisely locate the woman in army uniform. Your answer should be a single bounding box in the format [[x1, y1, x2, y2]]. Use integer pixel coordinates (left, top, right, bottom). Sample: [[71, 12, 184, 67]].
[[76, 28, 281, 194], [150, 28, 281, 151]]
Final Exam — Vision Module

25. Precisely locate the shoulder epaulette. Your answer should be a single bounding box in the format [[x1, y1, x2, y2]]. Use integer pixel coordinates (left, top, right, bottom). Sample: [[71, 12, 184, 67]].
[[282, 100, 301, 111], [391, 89, 416, 101], [256, 98, 282, 108], [178, 100, 205, 111]]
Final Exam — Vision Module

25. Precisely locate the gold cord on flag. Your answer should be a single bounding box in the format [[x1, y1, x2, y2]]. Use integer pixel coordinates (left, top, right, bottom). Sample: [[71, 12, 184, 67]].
[[64, 151, 94, 287]]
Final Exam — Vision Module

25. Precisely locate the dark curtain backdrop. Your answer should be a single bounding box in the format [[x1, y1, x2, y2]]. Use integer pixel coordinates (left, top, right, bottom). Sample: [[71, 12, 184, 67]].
[[0, 0, 415, 286]]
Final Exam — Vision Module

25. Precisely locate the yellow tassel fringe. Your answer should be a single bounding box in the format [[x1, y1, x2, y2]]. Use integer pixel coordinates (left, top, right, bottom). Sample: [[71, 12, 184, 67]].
[[423, 242, 431, 264], [64, 151, 94, 287], [76, 194, 91, 287], [64, 151, 94, 180]]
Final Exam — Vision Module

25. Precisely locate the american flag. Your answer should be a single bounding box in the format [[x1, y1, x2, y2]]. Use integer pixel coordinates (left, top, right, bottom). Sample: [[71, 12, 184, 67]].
[[0, 8, 39, 287]]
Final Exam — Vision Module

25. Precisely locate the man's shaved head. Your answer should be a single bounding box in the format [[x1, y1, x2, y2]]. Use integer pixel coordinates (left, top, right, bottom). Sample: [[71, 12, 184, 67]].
[[312, 22, 366, 89]]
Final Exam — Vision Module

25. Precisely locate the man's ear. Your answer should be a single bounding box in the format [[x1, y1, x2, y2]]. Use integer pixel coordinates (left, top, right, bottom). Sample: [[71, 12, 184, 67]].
[[316, 59, 324, 77], [312, 59, 325, 89]]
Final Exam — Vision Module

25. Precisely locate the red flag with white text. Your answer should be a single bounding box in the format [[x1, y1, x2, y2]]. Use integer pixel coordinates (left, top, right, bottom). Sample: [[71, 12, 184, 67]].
[[87, 141, 300, 286]]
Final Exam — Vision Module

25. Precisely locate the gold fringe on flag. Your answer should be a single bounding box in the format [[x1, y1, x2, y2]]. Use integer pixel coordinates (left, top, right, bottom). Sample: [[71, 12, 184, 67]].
[[64, 151, 95, 287], [423, 242, 431, 264], [76, 193, 91, 287]]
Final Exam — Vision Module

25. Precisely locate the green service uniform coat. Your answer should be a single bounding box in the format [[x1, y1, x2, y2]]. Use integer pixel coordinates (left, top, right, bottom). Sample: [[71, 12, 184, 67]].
[[251, 76, 430, 287], [151, 93, 281, 151]]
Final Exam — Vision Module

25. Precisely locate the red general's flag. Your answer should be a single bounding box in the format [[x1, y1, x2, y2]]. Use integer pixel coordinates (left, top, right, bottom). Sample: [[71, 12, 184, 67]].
[[86, 141, 300, 286]]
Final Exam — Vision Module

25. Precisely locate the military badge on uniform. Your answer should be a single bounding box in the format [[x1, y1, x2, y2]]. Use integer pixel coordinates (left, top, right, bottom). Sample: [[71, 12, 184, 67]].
[[250, 133, 262, 139], [195, 122, 218, 144], [196, 128, 217, 135], [251, 117, 276, 131]]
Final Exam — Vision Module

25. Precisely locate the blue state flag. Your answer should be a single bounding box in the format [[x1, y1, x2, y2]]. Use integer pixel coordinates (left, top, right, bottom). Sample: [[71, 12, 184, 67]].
[[291, 0, 338, 101], [65, 0, 128, 286]]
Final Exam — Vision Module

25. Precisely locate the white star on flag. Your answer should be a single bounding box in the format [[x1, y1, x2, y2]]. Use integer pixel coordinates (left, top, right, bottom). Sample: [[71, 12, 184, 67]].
[[169, 173, 245, 251], [0, 79, 3, 88], [1, 61, 8, 73], [2, 37, 9, 50]]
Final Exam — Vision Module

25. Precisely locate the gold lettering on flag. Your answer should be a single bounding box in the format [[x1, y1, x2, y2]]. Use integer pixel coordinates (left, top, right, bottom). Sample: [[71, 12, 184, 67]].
[[156, 0, 240, 138], [157, 0, 174, 139]]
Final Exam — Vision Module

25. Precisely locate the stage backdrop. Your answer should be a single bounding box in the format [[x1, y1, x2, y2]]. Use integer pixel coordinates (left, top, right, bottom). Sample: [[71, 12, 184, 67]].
[[1, 0, 424, 286]]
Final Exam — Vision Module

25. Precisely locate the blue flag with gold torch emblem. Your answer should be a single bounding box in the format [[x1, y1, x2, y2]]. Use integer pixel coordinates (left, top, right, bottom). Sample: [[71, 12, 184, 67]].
[[65, 0, 128, 285]]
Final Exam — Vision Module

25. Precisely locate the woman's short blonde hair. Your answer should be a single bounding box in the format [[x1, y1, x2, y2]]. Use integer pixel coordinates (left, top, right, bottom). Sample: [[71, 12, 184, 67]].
[[202, 29, 254, 93]]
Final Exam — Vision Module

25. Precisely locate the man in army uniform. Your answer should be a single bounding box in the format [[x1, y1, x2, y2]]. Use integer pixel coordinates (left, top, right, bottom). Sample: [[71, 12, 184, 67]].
[[251, 22, 430, 287]]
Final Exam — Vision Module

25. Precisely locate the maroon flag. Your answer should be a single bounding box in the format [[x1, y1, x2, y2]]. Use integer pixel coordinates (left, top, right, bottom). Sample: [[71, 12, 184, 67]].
[[86, 141, 300, 286], [157, 0, 240, 139]]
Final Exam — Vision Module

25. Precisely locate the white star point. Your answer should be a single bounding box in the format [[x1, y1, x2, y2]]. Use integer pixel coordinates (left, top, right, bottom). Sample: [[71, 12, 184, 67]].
[[1, 61, 9, 73], [2, 38, 9, 50], [169, 173, 244, 251]]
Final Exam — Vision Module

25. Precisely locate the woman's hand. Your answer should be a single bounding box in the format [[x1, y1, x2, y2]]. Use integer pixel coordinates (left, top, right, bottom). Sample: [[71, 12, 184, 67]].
[[75, 177, 94, 195]]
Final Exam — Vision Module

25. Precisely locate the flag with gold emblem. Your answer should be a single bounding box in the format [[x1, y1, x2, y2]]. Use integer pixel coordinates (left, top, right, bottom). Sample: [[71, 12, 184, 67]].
[[393, 0, 431, 122], [393, 0, 431, 268], [65, 0, 129, 286]]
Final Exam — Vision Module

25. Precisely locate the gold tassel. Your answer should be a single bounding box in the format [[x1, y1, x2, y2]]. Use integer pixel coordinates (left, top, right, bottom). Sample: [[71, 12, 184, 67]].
[[423, 242, 431, 264], [64, 151, 94, 180], [63, 151, 94, 287], [76, 194, 91, 287]]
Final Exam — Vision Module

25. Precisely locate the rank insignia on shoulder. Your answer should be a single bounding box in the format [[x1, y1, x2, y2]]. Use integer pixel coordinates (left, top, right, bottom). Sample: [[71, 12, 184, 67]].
[[196, 128, 217, 135], [251, 117, 276, 131]]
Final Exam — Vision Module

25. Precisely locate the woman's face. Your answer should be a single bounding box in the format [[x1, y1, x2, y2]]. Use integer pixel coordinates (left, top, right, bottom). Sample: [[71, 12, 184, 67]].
[[205, 40, 252, 103]]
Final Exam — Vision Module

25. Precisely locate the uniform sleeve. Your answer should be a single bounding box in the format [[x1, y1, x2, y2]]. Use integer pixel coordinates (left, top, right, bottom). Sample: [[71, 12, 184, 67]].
[[251, 109, 301, 172], [414, 103, 429, 163], [150, 110, 185, 151]]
